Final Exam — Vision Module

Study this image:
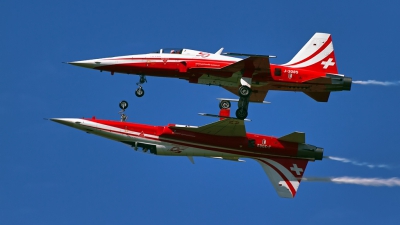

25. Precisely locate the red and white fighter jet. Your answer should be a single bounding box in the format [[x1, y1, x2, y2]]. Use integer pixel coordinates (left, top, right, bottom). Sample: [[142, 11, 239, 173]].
[[51, 102, 323, 198], [69, 33, 351, 119]]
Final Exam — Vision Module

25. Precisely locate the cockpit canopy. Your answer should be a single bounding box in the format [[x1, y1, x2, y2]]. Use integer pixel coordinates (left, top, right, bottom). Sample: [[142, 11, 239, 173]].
[[152, 48, 183, 54], [151, 48, 212, 57]]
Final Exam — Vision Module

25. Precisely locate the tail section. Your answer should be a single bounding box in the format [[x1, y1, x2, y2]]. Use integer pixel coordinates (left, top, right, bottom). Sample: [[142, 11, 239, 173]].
[[282, 33, 338, 74], [256, 157, 309, 198], [303, 91, 330, 102]]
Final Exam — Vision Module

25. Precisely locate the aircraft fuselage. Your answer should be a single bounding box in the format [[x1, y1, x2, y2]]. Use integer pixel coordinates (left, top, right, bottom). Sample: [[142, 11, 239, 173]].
[[52, 117, 323, 161]]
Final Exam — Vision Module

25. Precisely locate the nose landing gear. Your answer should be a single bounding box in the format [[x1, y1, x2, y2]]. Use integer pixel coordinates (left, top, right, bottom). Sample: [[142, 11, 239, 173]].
[[218, 85, 252, 120], [135, 87, 144, 97], [135, 75, 147, 97], [119, 100, 129, 121]]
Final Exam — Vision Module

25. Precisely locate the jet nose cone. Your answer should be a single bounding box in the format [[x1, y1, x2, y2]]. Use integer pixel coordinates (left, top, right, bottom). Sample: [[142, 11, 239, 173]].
[[50, 118, 81, 127], [68, 59, 101, 69]]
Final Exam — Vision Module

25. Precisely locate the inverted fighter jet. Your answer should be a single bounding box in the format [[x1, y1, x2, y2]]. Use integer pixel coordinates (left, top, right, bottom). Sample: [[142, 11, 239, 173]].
[[51, 102, 323, 198]]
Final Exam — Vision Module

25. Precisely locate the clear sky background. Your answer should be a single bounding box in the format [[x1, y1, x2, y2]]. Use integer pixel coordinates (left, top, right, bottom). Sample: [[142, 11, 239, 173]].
[[1, 0, 400, 224]]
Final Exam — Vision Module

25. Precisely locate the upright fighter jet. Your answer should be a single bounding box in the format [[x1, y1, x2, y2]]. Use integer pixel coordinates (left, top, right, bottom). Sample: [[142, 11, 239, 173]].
[[69, 33, 351, 119]]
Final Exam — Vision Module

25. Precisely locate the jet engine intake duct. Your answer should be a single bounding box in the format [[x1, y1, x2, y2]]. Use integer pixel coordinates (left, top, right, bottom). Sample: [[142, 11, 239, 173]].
[[121, 141, 160, 155], [297, 144, 324, 160]]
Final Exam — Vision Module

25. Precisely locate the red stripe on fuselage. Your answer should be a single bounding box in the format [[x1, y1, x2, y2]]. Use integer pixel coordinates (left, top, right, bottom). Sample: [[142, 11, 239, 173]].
[[105, 57, 237, 63], [80, 121, 299, 160]]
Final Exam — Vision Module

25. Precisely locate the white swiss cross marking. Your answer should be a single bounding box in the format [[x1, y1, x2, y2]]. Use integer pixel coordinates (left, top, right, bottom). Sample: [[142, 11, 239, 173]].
[[290, 164, 303, 175], [321, 58, 335, 69]]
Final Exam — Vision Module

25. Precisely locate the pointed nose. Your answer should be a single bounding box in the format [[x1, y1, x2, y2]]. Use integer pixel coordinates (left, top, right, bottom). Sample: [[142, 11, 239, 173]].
[[51, 118, 81, 127], [68, 59, 102, 69]]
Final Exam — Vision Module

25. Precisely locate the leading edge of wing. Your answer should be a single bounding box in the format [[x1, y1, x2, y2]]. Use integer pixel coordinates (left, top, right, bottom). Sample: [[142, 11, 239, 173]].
[[222, 52, 276, 58], [188, 56, 272, 74], [220, 56, 272, 73], [169, 118, 246, 137]]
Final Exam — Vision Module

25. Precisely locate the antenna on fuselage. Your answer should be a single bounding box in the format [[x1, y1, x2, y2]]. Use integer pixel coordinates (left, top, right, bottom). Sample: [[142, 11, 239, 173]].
[[119, 100, 129, 122], [215, 47, 224, 55]]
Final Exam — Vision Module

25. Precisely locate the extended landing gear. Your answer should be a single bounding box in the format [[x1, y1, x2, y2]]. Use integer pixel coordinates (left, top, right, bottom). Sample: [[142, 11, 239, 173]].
[[219, 100, 231, 109], [236, 96, 249, 120], [218, 85, 252, 120], [238, 85, 251, 97], [236, 108, 248, 120], [135, 87, 144, 97], [236, 85, 251, 120], [135, 75, 147, 97], [119, 100, 129, 122], [218, 99, 249, 120]]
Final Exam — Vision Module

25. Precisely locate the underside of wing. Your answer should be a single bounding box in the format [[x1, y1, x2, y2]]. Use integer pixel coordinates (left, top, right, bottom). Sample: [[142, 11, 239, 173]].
[[188, 56, 272, 75], [169, 118, 246, 137]]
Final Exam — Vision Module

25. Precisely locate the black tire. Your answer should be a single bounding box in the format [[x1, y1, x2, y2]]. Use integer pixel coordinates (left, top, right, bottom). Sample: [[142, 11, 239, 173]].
[[238, 86, 251, 97], [235, 108, 248, 120], [135, 88, 145, 97], [119, 100, 129, 110], [219, 100, 231, 109]]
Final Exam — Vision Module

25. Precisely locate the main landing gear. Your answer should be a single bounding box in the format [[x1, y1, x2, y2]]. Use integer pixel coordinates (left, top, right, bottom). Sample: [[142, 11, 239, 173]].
[[219, 85, 252, 120], [236, 98, 249, 120], [237, 85, 251, 119], [238, 86, 251, 98], [135, 75, 147, 97]]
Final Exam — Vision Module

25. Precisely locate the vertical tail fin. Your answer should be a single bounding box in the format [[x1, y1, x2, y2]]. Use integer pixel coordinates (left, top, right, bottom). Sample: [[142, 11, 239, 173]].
[[282, 33, 338, 74], [256, 157, 309, 198]]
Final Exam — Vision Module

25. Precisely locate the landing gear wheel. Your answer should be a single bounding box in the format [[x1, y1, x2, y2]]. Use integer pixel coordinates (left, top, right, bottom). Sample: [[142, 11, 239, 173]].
[[219, 100, 231, 109], [235, 108, 248, 120], [135, 87, 145, 97], [119, 100, 129, 110], [238, 86, 252, 97]]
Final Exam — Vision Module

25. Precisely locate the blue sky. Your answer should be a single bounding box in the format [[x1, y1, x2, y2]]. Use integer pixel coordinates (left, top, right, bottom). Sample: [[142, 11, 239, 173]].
[[2, 0, 400, 224]]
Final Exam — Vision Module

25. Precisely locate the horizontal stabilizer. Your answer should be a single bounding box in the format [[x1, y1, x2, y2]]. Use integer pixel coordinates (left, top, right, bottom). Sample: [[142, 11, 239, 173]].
[[216, 98, 271, 104], [198, 113, 251, 121], [169, 118, 246, 137], [305, 77, 332, 84], [278, 132, 305, 143], [211, 157, 245, 162], [303, 91, 330, 102]]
